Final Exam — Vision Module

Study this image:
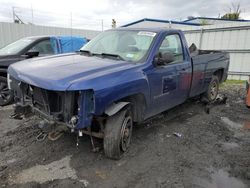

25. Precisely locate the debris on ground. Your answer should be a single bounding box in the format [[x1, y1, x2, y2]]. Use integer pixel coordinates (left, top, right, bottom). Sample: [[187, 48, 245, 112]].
[[9, 113, 23, 120], [36, 132, 47, 142], [204, 94, 228, 114], [173, 132, 182, 138], [215, 94, 228, 104], [48, 131, 64, 141], [95, 170, 107, 180]]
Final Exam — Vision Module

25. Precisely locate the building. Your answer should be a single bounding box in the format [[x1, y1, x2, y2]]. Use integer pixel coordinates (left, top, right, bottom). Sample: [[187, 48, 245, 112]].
[[121, 17, 250, 28], [121, 18, 201, 30], [183, 17, 250, 25]]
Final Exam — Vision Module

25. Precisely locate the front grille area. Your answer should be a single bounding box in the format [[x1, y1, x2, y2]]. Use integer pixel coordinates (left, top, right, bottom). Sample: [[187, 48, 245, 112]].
[[32, 87, 63, 114], [32, 87, 78, 122]]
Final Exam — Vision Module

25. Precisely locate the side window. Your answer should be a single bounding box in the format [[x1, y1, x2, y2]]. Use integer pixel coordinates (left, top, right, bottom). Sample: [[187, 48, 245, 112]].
[[158, 34, 184, 64], [31, 39, 54, 55]]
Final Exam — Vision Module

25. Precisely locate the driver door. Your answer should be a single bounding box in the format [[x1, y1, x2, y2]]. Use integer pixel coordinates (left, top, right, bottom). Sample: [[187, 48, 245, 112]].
[[146, 33, 191, 116]]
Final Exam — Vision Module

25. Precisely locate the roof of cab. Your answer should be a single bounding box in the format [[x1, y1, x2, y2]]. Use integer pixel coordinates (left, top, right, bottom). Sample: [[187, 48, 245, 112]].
[[114, 27, 180, 33], [24, 35, 85, 40]]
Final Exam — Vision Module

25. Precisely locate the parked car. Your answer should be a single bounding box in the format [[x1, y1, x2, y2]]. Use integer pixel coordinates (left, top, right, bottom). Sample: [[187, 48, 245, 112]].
[[0, 35, 88, 106], [8, 28, 229, 159]]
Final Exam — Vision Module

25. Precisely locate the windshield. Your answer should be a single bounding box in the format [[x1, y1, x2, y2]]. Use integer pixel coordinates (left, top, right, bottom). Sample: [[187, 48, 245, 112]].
[[0, 38, 35, 55], [80, 30, 156, 62]]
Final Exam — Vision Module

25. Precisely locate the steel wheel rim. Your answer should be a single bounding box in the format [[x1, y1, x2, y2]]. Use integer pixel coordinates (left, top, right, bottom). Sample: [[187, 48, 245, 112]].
[[0, 81, 11, 103], [120, 116, 132, 152], [210, 81, 218, 100]]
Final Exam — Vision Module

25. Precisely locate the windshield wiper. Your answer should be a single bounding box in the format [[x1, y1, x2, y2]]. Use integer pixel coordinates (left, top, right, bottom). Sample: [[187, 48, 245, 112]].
[[79, 49, 92, 56], [79, 51, 125, 61], [100, 53, 125, 61]]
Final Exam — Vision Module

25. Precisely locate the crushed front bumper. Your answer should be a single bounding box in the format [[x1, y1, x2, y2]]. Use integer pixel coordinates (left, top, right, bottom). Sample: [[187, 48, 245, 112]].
[[9, 76, 95, 129]]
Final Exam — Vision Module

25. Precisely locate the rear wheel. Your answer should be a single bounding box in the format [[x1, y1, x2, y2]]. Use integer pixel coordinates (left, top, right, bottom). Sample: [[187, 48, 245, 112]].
[[0, 76, 13, 106], [203, 75, 219, 102], [104, 107, 133, 160]]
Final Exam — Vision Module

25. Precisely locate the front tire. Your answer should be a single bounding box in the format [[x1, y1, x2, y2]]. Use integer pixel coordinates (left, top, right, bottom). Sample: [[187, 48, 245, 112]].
[[203, 75, 219, 102], [0, 76, 14, 106], [104, 107, 133, 160]]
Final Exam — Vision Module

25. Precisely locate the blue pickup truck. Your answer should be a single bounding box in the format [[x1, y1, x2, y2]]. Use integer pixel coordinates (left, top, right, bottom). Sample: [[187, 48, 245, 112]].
[[8, 28, 229, 159], [0, 35, 88, 106]]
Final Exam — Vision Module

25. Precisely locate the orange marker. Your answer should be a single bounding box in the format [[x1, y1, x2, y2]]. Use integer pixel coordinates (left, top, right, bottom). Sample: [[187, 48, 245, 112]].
[[246, 78, 250, 107]]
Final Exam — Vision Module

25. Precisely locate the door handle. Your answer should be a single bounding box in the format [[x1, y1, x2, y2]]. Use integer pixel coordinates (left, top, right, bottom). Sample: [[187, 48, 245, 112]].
[[178, 68, 186, 71], [181, 68, 186, 71]]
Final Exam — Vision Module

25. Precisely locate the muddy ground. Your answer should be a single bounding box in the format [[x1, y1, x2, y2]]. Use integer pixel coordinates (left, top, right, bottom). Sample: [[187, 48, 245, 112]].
[[0, 84, 250, 188]]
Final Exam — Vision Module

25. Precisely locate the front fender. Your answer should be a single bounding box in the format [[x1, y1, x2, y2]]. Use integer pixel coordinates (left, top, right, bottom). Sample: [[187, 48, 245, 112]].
[[94, 78, 150, 116], [105, 102, 130, 116]]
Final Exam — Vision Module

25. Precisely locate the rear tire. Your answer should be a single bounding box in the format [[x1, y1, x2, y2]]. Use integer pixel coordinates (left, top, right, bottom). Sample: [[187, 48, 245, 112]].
[[104, 107, 133, 160], [203, 75, 219, 102], [0, 76, 13, 106]]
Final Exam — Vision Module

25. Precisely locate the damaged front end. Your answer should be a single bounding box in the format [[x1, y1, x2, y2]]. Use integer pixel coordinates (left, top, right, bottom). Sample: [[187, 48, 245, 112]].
[[9, 75, 95, 130]]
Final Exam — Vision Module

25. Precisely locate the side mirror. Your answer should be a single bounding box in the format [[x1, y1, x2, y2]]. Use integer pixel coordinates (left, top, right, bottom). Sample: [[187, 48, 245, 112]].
[[154, 52, 175, 66], [22, 51, 39, 58]]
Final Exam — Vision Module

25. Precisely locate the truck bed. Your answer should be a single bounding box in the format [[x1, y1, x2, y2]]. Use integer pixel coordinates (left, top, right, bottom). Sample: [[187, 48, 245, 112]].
[[189, 49, 229, 97]]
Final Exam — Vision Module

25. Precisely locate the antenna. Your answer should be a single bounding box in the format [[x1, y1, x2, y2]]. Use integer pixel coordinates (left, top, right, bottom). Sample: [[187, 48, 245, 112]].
[[101, 19, 103, 31], [31, 3, 34, 24], [12, 7, 15, 22], [70, 12, 73, 51]]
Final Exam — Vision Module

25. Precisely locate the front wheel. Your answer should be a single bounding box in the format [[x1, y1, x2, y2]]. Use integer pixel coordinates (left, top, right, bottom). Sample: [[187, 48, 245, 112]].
[[0, 76, 14, 106], [104, 107, 133, 160], [203, 75, 219, 102]]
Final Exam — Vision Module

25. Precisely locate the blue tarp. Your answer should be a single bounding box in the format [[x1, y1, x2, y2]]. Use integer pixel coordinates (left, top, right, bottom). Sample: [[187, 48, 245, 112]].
[[50, 36, 87, 54]]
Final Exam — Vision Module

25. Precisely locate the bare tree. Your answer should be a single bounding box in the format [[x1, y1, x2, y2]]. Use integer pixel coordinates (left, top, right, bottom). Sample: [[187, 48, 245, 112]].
[[221, 2, 241, 20]]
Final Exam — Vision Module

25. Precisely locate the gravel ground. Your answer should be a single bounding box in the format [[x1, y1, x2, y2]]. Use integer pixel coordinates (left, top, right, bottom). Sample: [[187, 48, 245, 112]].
[[0, 84, 250, 188]]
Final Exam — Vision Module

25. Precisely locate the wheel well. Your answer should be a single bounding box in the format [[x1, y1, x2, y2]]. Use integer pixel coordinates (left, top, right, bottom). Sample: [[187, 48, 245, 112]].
[[213, 69, 224, 83], [119, 93, 147, 123]]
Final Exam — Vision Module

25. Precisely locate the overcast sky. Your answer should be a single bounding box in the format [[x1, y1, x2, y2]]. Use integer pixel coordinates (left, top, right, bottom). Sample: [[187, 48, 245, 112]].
[[0, 0, 250, 30]]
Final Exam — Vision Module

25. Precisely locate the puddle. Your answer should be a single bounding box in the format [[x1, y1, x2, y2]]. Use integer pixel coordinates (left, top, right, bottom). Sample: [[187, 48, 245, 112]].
[[221, 117, 243, 129], [195, 168, 247, 188], [10, 156, 88, 185]]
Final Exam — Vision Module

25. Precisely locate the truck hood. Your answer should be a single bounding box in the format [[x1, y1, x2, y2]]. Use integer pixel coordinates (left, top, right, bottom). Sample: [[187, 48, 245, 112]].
[[8, 53, 137, 91]]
